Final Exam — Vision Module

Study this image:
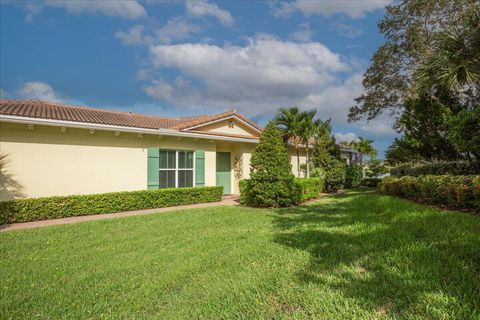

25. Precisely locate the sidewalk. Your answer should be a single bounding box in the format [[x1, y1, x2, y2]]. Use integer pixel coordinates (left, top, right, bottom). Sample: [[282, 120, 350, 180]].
[[1, 195, 240, 232]]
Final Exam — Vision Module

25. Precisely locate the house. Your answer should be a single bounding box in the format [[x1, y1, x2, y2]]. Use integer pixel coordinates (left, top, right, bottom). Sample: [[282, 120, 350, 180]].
[[339, 145, 362, 165], [0, 100, 357, 200]]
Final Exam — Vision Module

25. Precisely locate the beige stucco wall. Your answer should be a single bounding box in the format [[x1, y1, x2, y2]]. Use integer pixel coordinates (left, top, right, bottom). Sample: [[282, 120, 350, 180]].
[[0, 121, 309, 200], [196, 118, 259, 137], [231, 143, 254, 194], [340, 151, 351, 165], [0, 122, 219, 200], [289, 148, 308, 178]]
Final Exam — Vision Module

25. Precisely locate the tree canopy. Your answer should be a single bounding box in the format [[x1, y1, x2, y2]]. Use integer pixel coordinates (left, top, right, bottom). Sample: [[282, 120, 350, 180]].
[[341, 137, 377, 163], [350, 0, 480, 163], [275, 107, 303, 176], [275, 107, 318, 178], [348, 0, 479, 122]]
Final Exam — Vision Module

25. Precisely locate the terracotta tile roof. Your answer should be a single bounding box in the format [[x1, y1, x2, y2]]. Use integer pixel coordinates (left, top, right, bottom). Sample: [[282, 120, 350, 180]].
[[339, 145, 358, 153], [0, 100, 263, 139], [174, 110, 263, 132], [186, 129, 258, 140], [0, 99, 194, 129]]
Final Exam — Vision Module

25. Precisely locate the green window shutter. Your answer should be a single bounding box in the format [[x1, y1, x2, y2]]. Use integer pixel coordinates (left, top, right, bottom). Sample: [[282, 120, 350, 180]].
[[147, 148, 160, 189], [195, 150, 205, 187]]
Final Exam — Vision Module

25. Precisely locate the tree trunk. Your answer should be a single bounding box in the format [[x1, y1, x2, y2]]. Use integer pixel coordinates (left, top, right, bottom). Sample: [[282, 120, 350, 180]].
[[296, 149, 301, 177], [306, 143, 310, 178]]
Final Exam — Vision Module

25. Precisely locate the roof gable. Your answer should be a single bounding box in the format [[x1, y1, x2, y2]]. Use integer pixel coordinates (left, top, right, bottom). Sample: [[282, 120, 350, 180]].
[[183, 116, 261, 138], [174, 110, 263, 133]]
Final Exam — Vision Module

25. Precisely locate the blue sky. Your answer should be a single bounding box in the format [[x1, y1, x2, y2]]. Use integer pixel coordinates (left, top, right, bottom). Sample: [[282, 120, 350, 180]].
[[0, 0, 396, 157]]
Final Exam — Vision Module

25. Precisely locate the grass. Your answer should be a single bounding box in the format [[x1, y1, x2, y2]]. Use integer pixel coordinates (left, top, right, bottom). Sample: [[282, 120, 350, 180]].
[[1, 189, 479, 319]]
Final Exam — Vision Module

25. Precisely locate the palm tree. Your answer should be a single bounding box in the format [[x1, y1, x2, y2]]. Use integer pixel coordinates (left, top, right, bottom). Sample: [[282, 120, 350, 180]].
[[275, 107, 303, 177], [415, 10, 480, 96], [298, 110, 316, 178], [351, 137, 377, 164]]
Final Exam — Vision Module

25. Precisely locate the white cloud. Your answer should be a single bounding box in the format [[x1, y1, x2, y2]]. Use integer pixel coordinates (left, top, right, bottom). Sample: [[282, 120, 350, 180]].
[[135, 69, 152, 81], [331, 19, 363, 38], [24, 3, 44, 23], [17, 82, 63, 102], [354, 113, 397, 137], [143, 35, 362, 120], [299, 72, 364, 121], [24, 0, 146, 21], [359, 121, 396, 136], [115, 25, 151, 46], [334, 132, 359, 142], [116, 18, 201, 46], [272, 0, 391, 19], [155, 17, 201, 44], [143, 79, 174, 101], [289, 23, 313, 42], [186, 1, 234, 26], [270, 0, 297, 18]]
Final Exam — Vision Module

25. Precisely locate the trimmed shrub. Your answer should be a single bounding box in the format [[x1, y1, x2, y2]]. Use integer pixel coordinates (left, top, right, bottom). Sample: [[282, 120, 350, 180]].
[[379, 175, 480, 211], [325, 160, 347, 193], [296, 177, 325, 201], [391, 160, 480, 177], [310, 167, 326, 180], [361, 178, 382, 187], [239, 177, 324, 205], [345, 164, 363, 188], [249, 122, 298, 207], [239, 179, 253, 205], [0, 186, 223, 224], [365, 160, 390, 178]]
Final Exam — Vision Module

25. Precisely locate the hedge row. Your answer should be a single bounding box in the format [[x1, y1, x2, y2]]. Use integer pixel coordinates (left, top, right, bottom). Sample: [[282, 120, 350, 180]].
[[296, 178, 325, 201], [345, 164, 363, 188], [361, 178, 382, 187], [0, 186, 224, 224], [391, 160, 480, 177], [239, 177, 324, 206], [379, 175, 480, 211], [239, 179, 254, 206]]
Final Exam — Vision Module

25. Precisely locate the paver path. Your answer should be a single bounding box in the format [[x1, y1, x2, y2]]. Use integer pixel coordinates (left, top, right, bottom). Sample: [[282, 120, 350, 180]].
[[0, 195, 240, 232]]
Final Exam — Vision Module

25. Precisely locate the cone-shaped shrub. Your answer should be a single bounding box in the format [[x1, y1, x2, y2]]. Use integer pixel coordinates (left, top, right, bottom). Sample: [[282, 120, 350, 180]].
[[250, 122, 298, 207]]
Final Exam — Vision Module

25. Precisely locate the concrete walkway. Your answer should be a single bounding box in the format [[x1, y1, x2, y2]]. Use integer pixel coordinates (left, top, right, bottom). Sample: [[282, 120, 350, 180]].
[[0, 195, 240, 232]]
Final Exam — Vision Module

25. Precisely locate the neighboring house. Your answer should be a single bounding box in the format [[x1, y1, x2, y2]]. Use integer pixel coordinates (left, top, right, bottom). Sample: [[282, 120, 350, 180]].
[[0, 100, 358, 200], [339, 145, 362, 165]]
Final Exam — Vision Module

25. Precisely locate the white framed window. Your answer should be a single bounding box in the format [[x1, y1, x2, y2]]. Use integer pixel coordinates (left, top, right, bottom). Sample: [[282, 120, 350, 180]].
[[158, 150, 195, 188]]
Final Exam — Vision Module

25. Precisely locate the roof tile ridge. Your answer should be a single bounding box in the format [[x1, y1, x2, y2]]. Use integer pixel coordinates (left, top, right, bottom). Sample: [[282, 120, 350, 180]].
[[0, 99, 182, 122]]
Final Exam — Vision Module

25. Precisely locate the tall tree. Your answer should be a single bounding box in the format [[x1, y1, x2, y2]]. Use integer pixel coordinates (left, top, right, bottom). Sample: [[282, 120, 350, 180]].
[[275, 107, 303, 177], [311, 119, 346, 192], [350, 1, 480, 163], [341, 138, 377, 164], [312, 119, 341, 170], [385, 138, 423, 165], [355, 137, 377, 163], [447, 106, 480, 159], [348, 0, 479, 123], [414, 10, 480, 98], [298, 110, 316, 178], [384, 95, 466, 163]]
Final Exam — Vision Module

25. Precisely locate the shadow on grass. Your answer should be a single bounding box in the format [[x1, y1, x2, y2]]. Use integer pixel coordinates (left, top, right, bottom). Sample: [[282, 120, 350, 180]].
[[272, 192, 480, 317]]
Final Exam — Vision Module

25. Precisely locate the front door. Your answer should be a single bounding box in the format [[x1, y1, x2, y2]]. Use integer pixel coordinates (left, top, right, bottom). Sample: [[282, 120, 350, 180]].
[[216, 152, 231, 194]]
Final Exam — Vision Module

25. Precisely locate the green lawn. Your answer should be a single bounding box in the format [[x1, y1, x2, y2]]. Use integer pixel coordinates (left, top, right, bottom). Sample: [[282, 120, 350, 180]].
[[1, 190, 479, 319]]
